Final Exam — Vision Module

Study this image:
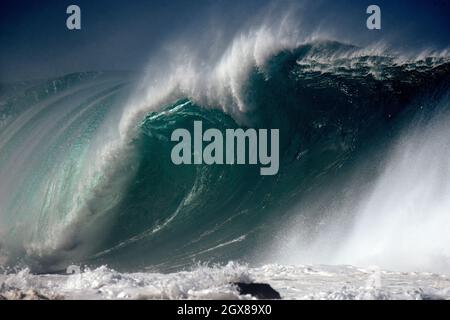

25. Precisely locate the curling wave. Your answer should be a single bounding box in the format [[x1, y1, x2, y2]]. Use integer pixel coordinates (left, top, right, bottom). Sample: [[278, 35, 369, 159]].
[[0, 38, 449, 273]]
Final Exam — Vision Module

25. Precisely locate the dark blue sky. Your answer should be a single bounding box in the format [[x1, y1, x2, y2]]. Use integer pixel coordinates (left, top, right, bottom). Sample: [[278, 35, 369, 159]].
[[1, 0, 449, 81]]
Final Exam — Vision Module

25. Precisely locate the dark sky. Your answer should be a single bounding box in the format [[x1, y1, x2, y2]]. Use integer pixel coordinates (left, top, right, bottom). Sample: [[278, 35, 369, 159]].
[[1, 0, 449, 81]]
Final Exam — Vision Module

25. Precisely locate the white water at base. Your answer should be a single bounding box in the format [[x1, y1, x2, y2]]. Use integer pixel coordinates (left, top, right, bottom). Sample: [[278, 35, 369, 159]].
[[1, 263, 449, 300]]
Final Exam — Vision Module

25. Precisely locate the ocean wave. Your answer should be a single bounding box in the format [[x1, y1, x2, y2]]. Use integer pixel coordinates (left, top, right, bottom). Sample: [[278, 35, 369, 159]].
[[0, 35, 449, 274]]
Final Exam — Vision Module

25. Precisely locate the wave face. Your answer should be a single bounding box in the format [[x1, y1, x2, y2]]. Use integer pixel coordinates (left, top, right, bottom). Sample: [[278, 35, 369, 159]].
[[0, 41, 449, 273]]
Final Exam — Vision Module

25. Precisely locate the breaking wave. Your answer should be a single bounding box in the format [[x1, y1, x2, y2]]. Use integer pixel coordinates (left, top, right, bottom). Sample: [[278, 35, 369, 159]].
[[0, 25, 449, 275]]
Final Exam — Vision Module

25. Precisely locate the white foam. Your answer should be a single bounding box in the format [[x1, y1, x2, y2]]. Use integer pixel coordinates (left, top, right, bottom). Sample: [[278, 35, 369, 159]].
[[1, 263, 449, 300]]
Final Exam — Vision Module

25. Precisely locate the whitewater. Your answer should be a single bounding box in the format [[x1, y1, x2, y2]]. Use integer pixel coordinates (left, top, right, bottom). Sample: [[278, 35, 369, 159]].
[[1, 263, 450, 300], [1, 14, 450, 299]]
